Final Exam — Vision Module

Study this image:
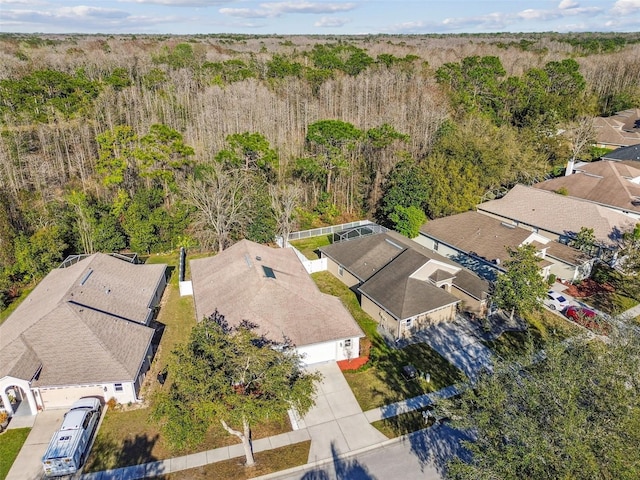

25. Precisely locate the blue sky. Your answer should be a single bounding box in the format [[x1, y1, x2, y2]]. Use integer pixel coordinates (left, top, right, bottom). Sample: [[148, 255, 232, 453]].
[[1, 0, 639, 34]]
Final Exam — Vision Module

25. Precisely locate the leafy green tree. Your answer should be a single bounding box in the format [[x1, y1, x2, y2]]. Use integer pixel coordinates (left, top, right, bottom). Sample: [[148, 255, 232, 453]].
[[305, 120, 362, 195], [446, 333, 640, 480], [13, 226, 67, 281], [215, 132, 278, 180], [266, 54, 303, 78], [618, 223, 640, 275], [492, 244, 548, 319], [138, 124, 195, 196], [388, 205, 426, 238], [571, 226, 597, 256], [96, 125, 139, 192], [152, 310, 322, 466], [104, 67, 132, 91], [376, 158, 430, 227]]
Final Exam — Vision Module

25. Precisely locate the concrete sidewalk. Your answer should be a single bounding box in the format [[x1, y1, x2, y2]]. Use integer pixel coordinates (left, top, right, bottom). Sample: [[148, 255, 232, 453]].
[[77, 363, 455, 480]]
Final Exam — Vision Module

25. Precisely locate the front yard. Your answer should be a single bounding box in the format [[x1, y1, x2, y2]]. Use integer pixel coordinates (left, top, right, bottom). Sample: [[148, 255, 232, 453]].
[[311, 271, 466, 411], [0, 428, 31, 480], [85, 252, 293, 472]]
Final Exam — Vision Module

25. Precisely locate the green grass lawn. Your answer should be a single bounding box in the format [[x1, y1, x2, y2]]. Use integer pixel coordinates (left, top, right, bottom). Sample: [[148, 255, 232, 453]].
[[485, 309, 581, 360], [85, 251, 292, 472], [0, 428, 31, 480], [311, 271, 466, 411], [371, 409, 435, 439], [289, 235, 332, 260], [0, 286, 34, 326]]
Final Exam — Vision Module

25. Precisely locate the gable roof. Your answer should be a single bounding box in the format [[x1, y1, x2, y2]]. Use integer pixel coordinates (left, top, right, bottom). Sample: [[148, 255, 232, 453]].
[[534, 161, 640, 214], [601, 144, 640, 163], [420, 211, 534, 264], [359, 249, 460, 321], [593, 108, 640, 147], [477, 184, 636, 245], [189, 240, 363, 348], [320, 232, 489, 318], [0, 254, 165, 385]]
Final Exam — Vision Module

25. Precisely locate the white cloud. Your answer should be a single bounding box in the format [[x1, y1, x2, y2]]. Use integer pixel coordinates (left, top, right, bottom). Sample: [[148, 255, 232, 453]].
[[558, 0, 579, 9], [219, 7, 270, 18], [58, 5, 130, 19], [314, 16, 349, 27], [611, 0, 640, 15], [220, 1, 356, 18], [119, 0, 229, 5]]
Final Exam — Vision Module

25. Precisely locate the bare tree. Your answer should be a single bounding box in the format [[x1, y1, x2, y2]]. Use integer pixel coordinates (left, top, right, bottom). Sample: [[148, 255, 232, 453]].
[[566, 115, 595, 164], [269, 183, 302, 246], [182, 165, 252, 253]]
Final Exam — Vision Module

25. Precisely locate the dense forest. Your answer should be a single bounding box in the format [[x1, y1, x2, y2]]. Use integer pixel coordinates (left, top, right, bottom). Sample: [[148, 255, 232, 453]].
[[1, 32, 640, 308]]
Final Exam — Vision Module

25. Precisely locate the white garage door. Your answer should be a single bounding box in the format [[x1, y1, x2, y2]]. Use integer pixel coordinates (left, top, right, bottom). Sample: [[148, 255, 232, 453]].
[[297, 342, 337, 365], [39, 386, 105, 410]]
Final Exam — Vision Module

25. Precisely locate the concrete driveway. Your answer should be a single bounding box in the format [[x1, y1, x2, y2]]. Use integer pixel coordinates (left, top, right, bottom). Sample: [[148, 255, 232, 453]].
[[6, 409, 68, 480], [413, 319, 494, 382], [299, 362, 387, 463]]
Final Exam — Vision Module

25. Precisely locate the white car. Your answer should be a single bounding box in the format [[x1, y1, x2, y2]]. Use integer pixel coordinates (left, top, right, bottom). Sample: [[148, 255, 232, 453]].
[[545, 290, 570, 311]]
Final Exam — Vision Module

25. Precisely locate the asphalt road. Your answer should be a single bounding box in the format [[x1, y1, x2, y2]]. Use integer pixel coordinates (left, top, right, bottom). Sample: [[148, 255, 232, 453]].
[[268, 424, 473, 480]]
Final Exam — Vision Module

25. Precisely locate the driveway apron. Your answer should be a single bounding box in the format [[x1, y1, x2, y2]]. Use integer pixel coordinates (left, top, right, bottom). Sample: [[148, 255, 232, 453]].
[[301, 362, 387, 463]]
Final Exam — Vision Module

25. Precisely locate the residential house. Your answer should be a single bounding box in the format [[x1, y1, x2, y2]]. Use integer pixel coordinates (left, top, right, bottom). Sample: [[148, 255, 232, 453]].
[[534, 160, 640, 220], [319, 232, 489, 340], [476, 184, 636, 256], [416, 211, 592, 282], [593, 108, 640, 149], [0, 254, 167, 416], [601, 144, 640, 164], [189, 239, 364, 365]]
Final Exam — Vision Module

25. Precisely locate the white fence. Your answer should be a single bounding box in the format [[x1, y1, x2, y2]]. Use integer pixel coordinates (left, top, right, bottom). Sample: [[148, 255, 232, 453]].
[[287, 220, 379, 244], [291, 246, 327, 274]]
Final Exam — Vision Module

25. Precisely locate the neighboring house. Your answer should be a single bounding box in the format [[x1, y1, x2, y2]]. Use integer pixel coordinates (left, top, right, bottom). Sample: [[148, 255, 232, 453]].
[[534, 160, 640, 219], [0, 254, 167, 416], [476, 184, 636, 257], [593, 108, 640, 149], [189, 239, 364, 366], [320, 232, 489, 340], [601, 144, 640, 164], [416, 211, 592, 282]]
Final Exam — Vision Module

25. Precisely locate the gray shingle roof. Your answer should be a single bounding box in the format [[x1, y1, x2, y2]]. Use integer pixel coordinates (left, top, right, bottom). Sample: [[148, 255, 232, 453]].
[[593, 109, 640, 147], [189, 240, 363, 348], [602, 144, 640, 162], [477, 184, 636, 245], [0, 254, 165, 385], [319, 233, 409, 282], [359, 249, 460, 320]]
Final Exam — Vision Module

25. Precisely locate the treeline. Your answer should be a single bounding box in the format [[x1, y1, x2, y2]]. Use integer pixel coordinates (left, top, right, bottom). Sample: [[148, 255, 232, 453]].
[[0, 33, 639, 309]]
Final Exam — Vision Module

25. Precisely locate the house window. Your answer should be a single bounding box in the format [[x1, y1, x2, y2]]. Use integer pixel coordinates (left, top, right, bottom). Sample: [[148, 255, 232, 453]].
[[406, 318, 413, 328], [344, 339, 352, 348], [338, 266, 344, 277], [433, 241, 439, 251], [114, 383, 123, 392]]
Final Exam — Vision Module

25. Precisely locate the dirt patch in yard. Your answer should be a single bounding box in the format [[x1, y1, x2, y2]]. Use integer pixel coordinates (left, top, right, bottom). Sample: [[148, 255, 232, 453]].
[[563, 279, 614, 298]]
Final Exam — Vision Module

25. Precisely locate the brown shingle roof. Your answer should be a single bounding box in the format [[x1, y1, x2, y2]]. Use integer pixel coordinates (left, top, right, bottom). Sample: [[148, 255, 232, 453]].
[[593, 109, 640, 147], [477, 185, 636, 245], [0, 254, 165, 384], [534, 161, 640, 214], [359, 249, 460, 320], [189, 240, 363, 348], [421, 211, 532, 264]]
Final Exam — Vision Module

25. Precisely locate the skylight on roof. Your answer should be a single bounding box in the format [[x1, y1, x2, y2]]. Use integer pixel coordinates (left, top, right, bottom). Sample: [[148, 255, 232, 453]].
[[79, 269, 93, 285], [262, 266, 276, 279]]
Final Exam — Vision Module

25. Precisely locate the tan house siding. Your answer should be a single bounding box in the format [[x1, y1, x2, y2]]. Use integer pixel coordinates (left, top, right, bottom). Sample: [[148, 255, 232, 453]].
[[361, 295, 400, 338], [324, 256, 360, 288], [452, 287, 485, 316]]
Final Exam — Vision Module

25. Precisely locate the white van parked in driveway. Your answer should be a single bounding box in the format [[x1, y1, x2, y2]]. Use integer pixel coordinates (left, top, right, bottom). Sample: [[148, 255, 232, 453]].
[[42, 397, 102, 477]]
